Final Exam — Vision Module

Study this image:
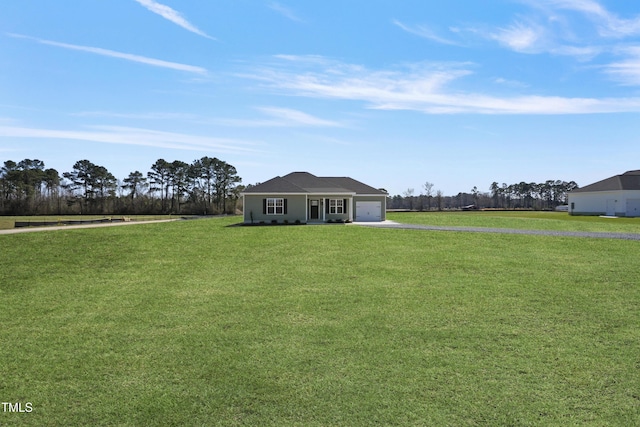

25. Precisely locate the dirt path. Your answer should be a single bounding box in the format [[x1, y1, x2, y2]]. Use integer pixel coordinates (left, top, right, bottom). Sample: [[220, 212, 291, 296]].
[[0, 219, 180, 235]]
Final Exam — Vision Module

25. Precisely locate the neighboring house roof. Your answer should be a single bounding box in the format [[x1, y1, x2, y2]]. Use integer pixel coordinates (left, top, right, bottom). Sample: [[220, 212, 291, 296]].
[[242, 172, 387, 195], [571, 170, 640, 193]]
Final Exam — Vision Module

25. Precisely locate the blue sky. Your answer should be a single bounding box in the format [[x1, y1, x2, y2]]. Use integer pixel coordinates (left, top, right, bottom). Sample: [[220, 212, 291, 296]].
[[2, 0, 640, 196]]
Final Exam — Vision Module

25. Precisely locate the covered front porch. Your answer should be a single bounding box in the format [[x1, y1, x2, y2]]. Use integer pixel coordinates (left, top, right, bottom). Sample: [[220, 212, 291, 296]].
[[306, 195, 354, 223]]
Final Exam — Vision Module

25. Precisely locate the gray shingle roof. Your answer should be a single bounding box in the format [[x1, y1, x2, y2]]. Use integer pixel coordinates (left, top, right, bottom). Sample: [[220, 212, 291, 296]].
[[572, 170, 640, 193], [281, 172, 350, 193], [242, 172, 387, 195], [321, 177, 387, 194], [242, 176, 306, 193]]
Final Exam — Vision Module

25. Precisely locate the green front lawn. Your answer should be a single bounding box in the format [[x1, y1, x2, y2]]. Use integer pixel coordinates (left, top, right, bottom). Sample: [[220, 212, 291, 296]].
[[1, 217, 638, 425]]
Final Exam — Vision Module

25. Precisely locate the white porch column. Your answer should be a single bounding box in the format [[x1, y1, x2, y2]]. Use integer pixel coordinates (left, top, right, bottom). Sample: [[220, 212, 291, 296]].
[[349, 197, 353, 222]]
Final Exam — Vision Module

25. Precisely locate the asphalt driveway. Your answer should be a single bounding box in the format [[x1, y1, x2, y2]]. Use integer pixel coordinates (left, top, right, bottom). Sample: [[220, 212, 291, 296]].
[[353, 220, 640, 241]]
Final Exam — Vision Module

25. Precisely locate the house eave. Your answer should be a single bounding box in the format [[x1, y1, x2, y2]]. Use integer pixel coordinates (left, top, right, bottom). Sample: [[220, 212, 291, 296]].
[[306, 191, 356, 196], [240, 192, 308, 196], [242, 191, 357, 196]]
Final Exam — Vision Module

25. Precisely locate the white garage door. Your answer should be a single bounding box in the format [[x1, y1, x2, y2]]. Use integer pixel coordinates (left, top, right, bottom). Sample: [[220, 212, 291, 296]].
[[355, 201, 381, 222], [627, 199, 640, 217]]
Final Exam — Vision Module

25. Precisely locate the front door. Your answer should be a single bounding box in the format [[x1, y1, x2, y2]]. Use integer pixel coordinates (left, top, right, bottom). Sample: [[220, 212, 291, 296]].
[[310, 200, 319, 219]]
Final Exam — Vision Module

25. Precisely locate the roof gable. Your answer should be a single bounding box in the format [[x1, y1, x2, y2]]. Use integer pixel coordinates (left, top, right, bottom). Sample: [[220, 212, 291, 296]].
[[572, 170, 640, 193], [619, 171, 640, 190]]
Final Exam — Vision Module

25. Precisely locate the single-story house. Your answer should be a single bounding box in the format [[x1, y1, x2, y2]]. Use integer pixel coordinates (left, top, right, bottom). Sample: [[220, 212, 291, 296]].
[[241, 172, 388, 223], [568, 170, 640, 217]]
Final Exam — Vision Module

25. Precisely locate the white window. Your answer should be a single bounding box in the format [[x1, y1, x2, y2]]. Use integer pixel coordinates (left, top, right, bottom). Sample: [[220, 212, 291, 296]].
[[267, 198, 284, 215], [329, 199, 344, 214]]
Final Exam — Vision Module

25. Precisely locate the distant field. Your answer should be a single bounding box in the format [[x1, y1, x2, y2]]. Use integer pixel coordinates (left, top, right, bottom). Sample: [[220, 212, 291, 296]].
[[388, 210, 640, 233], [1, 216, 639, 425]]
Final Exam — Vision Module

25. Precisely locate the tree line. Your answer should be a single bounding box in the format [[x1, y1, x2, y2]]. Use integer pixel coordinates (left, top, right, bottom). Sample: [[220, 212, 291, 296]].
[[388, 180, 579, 211], [0, 157, 242, 216]]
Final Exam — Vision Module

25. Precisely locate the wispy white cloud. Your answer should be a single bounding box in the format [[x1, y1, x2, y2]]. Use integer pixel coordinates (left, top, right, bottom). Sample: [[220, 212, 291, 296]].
[[214, 106, 342, 128], [290, 133, 352, 146], [0, 124, 261, 154], [71, 108, 342, 128], [449, 0, 640, 88], [493, 77, 530, 89], [247, 55, 640, 114], [71, 111, 199, 121], [256, 107, 340, 126], [392, 19, 459, 45], [550, 44, 602, 61], [454, 16, 582, 59], [134, 0, 214, 39], [541, 0, 640, 37], [0, 116, 19, 124], [8, 33, 207, 75], [510, 1, 640, 83], [490, 20, 547, 53], [268, 2, 304, 23], [603, 47, 640, 86]]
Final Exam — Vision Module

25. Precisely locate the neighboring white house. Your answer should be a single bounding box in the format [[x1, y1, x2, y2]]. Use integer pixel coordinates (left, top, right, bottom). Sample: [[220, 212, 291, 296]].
[[568, 170, 640, 217]]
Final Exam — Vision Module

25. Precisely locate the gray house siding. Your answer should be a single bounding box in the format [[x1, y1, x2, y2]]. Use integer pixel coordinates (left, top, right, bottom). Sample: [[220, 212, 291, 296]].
[[243, 194, 307, 223], [320, 197, 352, 222], [244, 194, 356, 223]]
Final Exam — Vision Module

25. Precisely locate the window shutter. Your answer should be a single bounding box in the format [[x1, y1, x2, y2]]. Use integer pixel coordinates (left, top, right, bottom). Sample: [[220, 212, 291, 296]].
[[263, 198, 267, 214], [344, 199, 348, 214], [326, 199, 330, 214], [284, 199, 288, 214]]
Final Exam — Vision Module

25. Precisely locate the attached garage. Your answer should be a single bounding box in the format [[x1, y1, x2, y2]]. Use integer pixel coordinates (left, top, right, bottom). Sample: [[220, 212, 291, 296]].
[[355, 201, 382, 222]]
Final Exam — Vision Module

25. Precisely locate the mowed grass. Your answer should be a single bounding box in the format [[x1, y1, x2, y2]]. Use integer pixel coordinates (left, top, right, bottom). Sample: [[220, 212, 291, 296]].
[[1, 217, 639, 426]]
